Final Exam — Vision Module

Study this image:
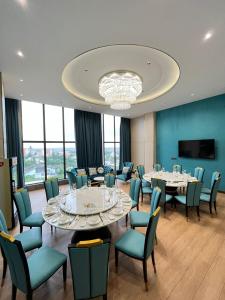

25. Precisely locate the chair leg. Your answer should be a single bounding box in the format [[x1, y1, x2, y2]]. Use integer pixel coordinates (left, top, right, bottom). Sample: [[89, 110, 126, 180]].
[[1, 256, 7, 286], [141, 189, 143, 202], [137, 205, 139, 211], [209, 203, 212, 214], [196, 206, 200, 221], [164, 202, 166, 214], [214, 201, 217, 214], [186, 206, 188, 221], [63, 261, 67, 284], [126, 214, 128, 227], [115, 248, 119, 271], [151, 250, 157, 273], [20, 224, 23, 233], [26, 292, 33, 300], [142, 260, 148, 291], [12, 284, 17, 300], [103, 294, 107, 300]]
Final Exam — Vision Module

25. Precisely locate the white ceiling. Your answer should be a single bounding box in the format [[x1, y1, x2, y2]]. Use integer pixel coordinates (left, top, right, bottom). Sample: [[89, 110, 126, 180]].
[[0, 0, 225, 118]]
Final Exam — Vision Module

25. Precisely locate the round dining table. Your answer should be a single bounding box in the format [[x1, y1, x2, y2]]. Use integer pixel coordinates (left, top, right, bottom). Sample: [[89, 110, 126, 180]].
[[143, 171, 196, 188], [42, 186, 132, 231]]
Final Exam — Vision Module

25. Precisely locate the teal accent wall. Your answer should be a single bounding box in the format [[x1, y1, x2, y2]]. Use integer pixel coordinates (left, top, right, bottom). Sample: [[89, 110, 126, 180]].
[[156, 94, 225, 191]]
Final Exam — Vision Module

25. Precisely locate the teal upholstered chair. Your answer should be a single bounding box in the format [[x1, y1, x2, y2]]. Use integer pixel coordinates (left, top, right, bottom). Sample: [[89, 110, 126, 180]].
[[76, 175, 88, 189], [130, 187, 161, 229], [44, 178, 59, 201], [151, 178, 173, 213], [194, 167, 205, 182], [66, 171, 77, 189], [175, 181, 202, 220], [115, 207, 161, 290], [137, 165, 152, 202], [104, 174, 115, 187], [200, 176, 221, 214], [0, 231, 67, 300], [126, 178, 141, 226], [201, 171, 220, 194], [116, 162, 134, 182], [153, 163, 162, 172], [0, 210, 42, 285], [14, 188, 45, 233], [68, 239, 110, 300], [172, 164, 182, 173]]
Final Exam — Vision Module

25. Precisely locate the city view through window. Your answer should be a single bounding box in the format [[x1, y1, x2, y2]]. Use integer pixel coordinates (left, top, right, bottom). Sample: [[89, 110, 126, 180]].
[[22, 101, 120, 184]]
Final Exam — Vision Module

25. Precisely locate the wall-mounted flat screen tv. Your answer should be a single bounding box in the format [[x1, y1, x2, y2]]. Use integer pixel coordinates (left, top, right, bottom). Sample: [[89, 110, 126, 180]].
[[178, 139, 215, 159]]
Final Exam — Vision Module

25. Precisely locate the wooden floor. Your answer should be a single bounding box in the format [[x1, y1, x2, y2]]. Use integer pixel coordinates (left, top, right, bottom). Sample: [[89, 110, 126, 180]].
[[1, 182, 225, 300]]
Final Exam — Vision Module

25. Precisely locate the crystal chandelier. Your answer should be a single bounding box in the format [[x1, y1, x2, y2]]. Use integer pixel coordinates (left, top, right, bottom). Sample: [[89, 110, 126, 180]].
[[99, 71, 142, 110]]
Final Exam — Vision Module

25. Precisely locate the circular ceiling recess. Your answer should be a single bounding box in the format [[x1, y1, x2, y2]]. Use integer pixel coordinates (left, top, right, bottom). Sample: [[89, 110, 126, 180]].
[[62, 45, 180, 106]]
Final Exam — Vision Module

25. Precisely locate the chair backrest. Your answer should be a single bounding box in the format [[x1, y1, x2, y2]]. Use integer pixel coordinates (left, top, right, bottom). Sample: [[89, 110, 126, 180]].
[[210, 177, 221, 202], [137, 165, 145, 179], [210, 171, 221, 189], [150, 187, 161, 216], [153, 163, 161, 172], [186, 181, 202, 206], [144, 207, 160, 259], [151, 178, 166, 203], [173, 164, 182, 173], [0, 231, 30, 293], [129, 178, 141, 204], [194, 167, 205, 182], [123, 162, 134, 170], [104, 174, 115, 187], [76, 175, 88, 189], [0, 210, 8, 233], [68, 239, 110, 300], [66, 171, 76, 188], [44, 178, 59, 201], [14, 189, 32, 223]]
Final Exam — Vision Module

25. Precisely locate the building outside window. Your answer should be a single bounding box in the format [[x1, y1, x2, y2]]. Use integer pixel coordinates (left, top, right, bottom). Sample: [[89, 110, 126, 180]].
[[22, 101, 77, 184]]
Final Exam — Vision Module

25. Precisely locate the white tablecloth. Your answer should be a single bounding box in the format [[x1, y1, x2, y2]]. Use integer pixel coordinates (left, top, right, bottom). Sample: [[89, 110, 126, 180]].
[[143, 171, 196, 187], [42, 186, 132, 231]]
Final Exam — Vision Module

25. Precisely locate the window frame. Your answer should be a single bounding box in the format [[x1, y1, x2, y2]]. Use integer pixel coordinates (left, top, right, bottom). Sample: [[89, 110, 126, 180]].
[[22, 103, 76, 185], [102, 114, 120, 170]]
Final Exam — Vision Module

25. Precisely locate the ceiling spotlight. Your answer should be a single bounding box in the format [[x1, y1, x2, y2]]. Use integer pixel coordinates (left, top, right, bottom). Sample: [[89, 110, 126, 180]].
[[17, 50, 24, 58], [20, 79, 24, 82], [20, 93, 23, 97], [147, 61, 151, 65], [203, 31, 213, 41]]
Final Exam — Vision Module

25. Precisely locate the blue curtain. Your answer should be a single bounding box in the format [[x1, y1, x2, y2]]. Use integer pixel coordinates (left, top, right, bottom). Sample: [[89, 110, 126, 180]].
[[120, 117, 131, 168], [5, 98, 24, 188], [75, 110, 103, 169]]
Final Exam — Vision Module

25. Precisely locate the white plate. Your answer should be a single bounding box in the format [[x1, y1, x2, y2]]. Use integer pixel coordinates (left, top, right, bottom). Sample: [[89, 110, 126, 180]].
[[57, 216, 72, 225], [112, 208, 124, 216], [87, 217, 100, 226]]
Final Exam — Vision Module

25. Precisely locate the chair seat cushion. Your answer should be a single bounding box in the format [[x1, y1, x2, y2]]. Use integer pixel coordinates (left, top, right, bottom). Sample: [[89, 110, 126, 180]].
[[131, 200, 138, 208], [175, 195, 186, 205], [201, 187, 211, 194], [142, 179, 151, 188], [115, 229, 145, 259], [28, 246, 67, 289], [23, 212, 45, 227], [200, 193, 210, 202], [142, 186, 153, 194], [117, 174, 126, 181], [130, 211, 149, 227], [166, 194, 173, 202], [15, 228, 42, 252]]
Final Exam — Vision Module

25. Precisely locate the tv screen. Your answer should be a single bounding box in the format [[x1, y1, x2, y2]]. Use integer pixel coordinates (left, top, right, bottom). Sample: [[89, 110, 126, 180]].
[[178, 139, 215, 159]]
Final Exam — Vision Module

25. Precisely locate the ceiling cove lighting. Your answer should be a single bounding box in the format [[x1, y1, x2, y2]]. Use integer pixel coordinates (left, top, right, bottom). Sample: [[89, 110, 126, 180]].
[[99, 71, 142, 110]]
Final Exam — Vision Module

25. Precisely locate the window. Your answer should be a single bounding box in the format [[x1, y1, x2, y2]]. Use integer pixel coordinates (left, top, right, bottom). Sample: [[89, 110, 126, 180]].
[[103, 114, 121, 170], [22, 101, 76, 185]]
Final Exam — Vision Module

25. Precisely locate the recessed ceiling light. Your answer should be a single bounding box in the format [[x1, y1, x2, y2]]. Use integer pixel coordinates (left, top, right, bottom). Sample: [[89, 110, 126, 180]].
[[147, 61, 151, 65], [16, 50, 24, 58], [203, 31, 213, 41], [15, 0, 28, 9], [20, 93, 23, 97], [20, 79, 23, 82], [191, 93, 195, 97], [84, 69, 88, 72]]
